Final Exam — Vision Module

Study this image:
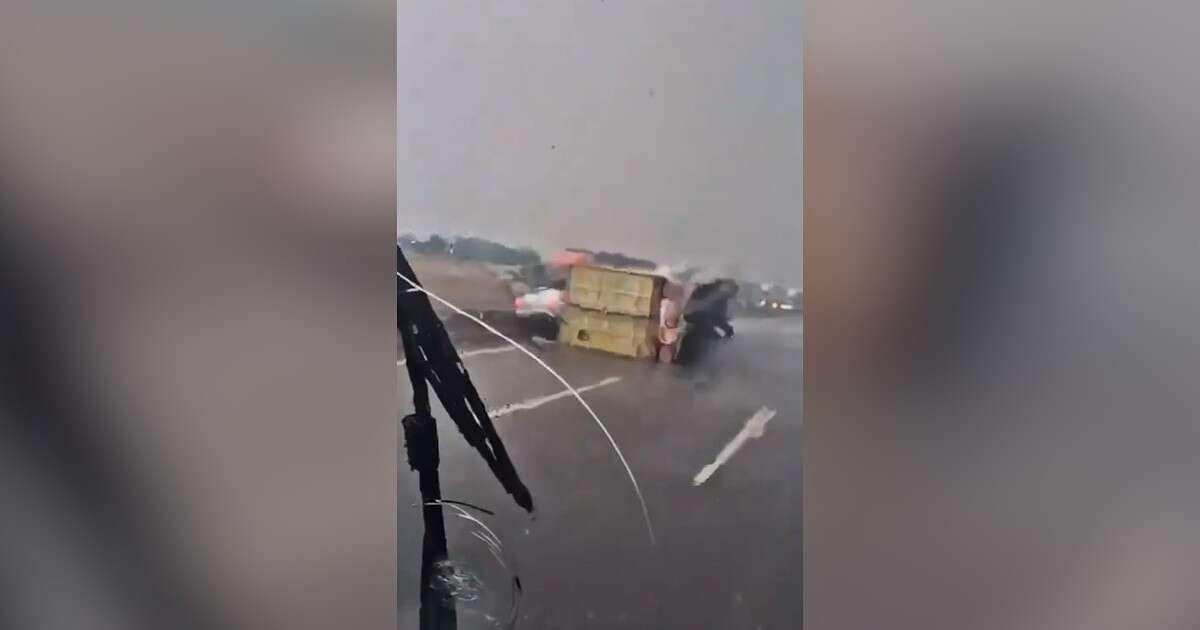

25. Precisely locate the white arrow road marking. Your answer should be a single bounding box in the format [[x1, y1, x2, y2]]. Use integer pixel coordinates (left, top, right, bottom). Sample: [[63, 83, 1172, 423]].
[[398, 344, 519, 365], [488, 376, 622, 419], [693, 406, 778, 486]]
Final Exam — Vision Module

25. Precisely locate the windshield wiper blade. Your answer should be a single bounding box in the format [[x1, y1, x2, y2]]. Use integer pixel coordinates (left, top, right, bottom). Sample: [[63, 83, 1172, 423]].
[[397, 246, 534, 513]]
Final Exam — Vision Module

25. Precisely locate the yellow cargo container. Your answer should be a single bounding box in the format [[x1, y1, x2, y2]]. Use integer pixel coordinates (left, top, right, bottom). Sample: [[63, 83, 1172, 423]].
[[566, 265, 664, 318], [559, 305, 658, 359]]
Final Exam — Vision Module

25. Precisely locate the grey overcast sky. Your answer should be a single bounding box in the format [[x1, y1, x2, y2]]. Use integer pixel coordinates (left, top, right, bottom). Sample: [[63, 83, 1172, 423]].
[[398, 1, 802, 284]]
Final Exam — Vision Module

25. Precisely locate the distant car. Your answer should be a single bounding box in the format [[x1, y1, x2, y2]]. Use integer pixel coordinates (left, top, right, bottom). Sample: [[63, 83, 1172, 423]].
[[514, 287, 564, 317], [512, 287, 563, 342]]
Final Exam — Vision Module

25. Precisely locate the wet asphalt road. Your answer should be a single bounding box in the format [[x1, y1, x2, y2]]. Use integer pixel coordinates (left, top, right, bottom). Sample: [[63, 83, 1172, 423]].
[[399, 316, 803, 629]]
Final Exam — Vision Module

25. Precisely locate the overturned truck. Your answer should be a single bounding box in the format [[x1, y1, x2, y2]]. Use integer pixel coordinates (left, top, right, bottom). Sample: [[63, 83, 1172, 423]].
[[560, 265, 665, 360]]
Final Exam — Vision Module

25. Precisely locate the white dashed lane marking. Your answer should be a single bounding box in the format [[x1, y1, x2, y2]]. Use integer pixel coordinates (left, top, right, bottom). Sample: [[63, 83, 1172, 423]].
[[397, 344, 519, 366], [488, 376, 622, 419]]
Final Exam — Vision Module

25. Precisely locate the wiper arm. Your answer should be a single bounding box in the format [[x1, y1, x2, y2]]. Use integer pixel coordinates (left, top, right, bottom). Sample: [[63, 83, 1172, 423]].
[[397, 245, 534, 630], [397, 248, 534, 512]]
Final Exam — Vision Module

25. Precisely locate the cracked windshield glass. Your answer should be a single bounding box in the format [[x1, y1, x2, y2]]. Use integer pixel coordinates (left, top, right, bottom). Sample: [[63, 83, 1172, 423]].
[[398, 3, 802, 628]]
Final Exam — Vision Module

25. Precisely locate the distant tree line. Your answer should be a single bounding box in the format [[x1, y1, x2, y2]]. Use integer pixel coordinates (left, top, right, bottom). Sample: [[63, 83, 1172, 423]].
[[399, 233, 541, 267], [397, 233, 661, 272], [564, 247, 657, 270]]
